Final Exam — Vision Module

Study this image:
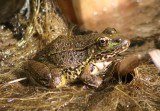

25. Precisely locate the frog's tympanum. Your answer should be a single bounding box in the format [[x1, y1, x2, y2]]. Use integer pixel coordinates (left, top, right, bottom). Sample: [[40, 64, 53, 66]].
[[24, 28, 130, 88]]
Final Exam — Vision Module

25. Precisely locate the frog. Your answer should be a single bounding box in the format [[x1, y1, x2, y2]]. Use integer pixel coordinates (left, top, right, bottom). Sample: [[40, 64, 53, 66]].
[[24, 27, 130, 88]]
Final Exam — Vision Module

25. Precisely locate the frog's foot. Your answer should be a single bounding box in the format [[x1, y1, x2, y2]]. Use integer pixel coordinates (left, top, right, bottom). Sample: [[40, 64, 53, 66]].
[[24, 60, 62, 88], [80, 64, 103, 88], [117, 49, 160, 76]]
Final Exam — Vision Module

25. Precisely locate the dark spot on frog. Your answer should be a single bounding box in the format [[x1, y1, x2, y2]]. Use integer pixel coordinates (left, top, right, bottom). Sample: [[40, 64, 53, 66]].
[[64, 69, 68, 73], [62, 47, 66, 50], [68, 67, 72, 70], [59, 60, 63, 65], [49, 26, 53, 30], [66, 42, 71, 46], [74, 40, 83, 48], [77, 52, 83, 58], [87, 39, 94, 44], [78, 59, 83, 63], [56, 41, 62, 46], [56, 47, 59, 51], [70, 57, 73, 61], [62, 55, 65, 59], [67, 71, 71, 75]]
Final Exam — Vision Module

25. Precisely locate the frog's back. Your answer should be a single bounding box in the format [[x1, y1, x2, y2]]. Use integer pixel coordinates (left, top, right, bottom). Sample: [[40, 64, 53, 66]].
[[47, 34, 99, 54], [34, 34, 99, 68]]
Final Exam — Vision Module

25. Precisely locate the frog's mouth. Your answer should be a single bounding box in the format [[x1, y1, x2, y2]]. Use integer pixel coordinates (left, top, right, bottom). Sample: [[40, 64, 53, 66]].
[[97, 38, 130, 60]]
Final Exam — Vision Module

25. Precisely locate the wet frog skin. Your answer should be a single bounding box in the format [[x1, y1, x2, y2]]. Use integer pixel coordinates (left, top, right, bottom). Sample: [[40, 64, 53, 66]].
[[24, 28, 130, 88]]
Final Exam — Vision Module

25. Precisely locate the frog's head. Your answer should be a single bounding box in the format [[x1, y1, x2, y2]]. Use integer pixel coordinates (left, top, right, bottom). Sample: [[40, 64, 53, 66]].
[[92, 28, 130, 60]]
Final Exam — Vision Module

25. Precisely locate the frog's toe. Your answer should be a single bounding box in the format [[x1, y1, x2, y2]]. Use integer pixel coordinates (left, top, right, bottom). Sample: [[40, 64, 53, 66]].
[[80, 74, 103, 88], [49, 75, 62, 88]]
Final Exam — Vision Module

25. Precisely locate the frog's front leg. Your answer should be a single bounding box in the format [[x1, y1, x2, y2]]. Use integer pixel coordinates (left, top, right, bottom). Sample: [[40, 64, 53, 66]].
[[24, 60, 62, 88], [80, 64, 103, 88]]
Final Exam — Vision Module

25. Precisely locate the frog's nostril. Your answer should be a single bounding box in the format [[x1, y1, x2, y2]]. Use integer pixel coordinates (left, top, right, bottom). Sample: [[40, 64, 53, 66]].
[[113, 39, 122, 43]]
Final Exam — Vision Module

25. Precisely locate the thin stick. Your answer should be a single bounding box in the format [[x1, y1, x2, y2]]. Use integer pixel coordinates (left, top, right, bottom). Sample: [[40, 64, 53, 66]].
[[8, 77, 27, 84]]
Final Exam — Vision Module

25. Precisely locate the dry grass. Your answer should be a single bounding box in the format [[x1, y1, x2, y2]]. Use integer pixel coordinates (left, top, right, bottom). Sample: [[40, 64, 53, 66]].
[[0, 0, 160, 110]]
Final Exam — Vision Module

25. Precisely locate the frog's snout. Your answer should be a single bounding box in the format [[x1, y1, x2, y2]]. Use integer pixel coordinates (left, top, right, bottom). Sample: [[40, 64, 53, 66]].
[[121, 39, 130, 49], [112, 38, 130, 50], [112, 38, 130, 49]]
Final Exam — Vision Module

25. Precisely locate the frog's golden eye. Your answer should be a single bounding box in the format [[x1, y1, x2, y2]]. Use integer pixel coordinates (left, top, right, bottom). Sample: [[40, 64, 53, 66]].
[[99, 37, 109, 47]]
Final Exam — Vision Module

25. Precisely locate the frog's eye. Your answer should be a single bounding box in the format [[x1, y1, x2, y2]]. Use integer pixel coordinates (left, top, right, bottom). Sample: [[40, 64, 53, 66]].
[[100, 40, 105, 43], [102, 27, 117, 34], [99, 37, 109, 47]]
